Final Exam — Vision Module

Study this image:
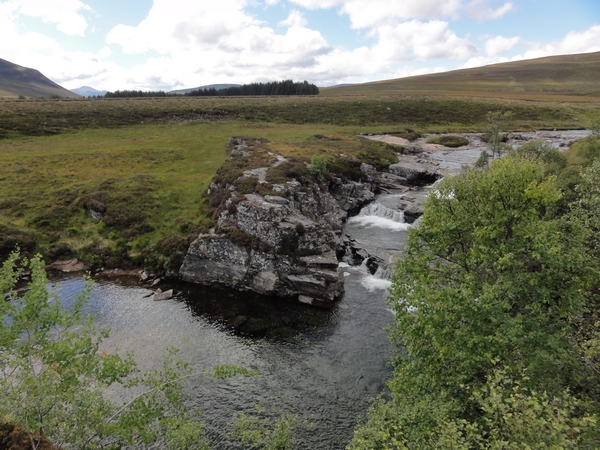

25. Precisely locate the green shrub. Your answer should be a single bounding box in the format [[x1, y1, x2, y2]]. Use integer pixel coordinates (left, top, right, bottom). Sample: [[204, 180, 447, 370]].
[[481, 131, 508, 144], [0, 252, 255, 449], [307, 154, 327, 178], [426, 135, 469, 147]]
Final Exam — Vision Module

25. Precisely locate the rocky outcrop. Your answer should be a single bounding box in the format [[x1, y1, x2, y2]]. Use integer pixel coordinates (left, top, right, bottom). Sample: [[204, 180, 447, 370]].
[[179, 137, 418, 306], [388, 158, 440, 185], [180, 177, 376, 307], [179, 137, 402, 307]]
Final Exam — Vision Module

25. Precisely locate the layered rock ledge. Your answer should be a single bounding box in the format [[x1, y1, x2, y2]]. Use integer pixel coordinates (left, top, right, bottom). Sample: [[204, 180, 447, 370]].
[[179, 172, 379, 307], [180, 133, 481, 306]]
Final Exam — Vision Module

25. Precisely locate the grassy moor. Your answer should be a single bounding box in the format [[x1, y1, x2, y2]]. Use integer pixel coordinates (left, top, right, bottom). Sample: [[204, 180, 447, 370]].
[[322, 51, 600, 102]]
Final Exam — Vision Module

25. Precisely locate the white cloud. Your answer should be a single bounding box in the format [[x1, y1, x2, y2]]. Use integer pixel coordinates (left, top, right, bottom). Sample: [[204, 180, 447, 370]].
[[462, 55, 510, 68], [485, 35, 519, 56], [102, 0, 337, 89], [290, 0, 341, 10], [278, 10, 307, 28], [291, 0, 462, 28], [373, 20, 477, 61], [107, 1, 257, 54], [17, 0, 91, 35], [518, 25, 600, 60], [466, 0, 513, 22], [7, 0, 597, 93]]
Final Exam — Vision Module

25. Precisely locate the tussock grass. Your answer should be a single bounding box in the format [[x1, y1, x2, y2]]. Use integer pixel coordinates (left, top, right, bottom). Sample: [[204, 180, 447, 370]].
[[0, 94, 593, 139]]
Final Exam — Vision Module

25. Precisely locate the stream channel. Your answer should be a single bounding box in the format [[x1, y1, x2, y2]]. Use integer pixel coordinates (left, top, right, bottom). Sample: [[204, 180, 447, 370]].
[[48, 129, 590, 448], [50, 192, 417, 449]]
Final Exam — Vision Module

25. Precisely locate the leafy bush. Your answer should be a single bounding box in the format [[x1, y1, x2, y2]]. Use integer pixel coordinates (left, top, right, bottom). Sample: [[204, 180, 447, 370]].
[[0, 252, 255, 449], [307, 154, 327, 178], [350, 155, 600, 448]]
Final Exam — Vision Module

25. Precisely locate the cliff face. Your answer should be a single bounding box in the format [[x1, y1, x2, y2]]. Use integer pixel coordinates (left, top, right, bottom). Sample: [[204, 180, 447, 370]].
[[179, 136, 434, 306]]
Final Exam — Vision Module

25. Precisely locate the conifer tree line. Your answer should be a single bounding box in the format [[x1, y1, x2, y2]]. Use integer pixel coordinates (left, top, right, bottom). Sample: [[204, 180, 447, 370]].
[[102, 80, 319, 98], [103, 90, 179, 98], [185, 80, 319, 96]]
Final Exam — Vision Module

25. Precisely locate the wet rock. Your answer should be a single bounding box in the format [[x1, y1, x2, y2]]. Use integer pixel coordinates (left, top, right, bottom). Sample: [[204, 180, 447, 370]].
[[153, 289, 173, 301], [389, 161, 440, 185], [398, 199, 424, 224], [229, 315, 248, 329]]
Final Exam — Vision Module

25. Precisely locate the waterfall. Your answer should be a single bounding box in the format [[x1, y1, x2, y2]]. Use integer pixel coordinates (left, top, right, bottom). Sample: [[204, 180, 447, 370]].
[[357, 259, 393, 292], [374, 266, 392, 281], [358, 202, 405, 222], [347, 202, 410, 231]]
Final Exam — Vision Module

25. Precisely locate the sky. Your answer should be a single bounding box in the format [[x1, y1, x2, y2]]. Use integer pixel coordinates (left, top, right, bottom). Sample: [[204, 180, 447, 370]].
[[1, 0, 599, 92]]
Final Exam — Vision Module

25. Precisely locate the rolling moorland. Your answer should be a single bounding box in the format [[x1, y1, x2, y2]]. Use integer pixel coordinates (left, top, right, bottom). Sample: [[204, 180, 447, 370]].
[[0, 52, 599, 272], [324, 51, 600, 102], [2, 52, 600, 448]]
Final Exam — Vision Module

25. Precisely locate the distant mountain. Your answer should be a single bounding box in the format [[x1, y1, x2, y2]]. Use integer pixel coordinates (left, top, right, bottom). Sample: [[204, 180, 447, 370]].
[[170, 84, 241, 94], [321, 51, 600, 101], [0, 58, 80, 98], [71, 86, 108, 97], [323, 83, 356, 88]]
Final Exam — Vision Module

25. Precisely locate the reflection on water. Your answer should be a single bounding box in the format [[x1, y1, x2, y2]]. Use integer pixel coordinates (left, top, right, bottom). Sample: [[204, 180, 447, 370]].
[[48, 189, 420, 449]]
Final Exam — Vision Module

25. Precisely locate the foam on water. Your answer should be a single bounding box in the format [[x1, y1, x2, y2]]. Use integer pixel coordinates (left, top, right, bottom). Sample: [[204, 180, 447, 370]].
[[361, 275, 392, 292], [348, 215, 411, 231], [348, 201, 411, 231], [352, 259, 394, 292]]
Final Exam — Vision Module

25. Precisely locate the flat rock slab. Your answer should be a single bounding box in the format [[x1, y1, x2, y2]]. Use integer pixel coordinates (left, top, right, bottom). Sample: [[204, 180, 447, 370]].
[[364, 135, 411, 146], [45, 260, 89, 273]]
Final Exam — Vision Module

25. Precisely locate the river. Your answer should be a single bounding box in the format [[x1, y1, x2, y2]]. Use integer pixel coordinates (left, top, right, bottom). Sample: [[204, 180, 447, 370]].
[[50, 194, 415, 449], [46, 128, 592, 448]]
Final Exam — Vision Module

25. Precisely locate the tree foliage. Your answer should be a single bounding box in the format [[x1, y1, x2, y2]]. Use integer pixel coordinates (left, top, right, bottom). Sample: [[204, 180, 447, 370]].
[[185, 80, 319, 97], [230, 406, 312, 450], [104, 90, 179, 98], [350, 154, 600, 448], [307, 154, 327, 178], [485, 110, 512, 159], [0, 252, 254, 449]]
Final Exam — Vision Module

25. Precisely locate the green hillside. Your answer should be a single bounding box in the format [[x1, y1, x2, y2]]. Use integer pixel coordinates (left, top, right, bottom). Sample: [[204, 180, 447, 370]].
[[322, 51, 600, 102], [0, 58, 80, 99]]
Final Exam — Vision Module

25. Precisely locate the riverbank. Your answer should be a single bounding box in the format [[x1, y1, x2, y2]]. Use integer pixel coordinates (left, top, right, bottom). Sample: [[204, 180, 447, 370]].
[[38, 129, 593, 307]]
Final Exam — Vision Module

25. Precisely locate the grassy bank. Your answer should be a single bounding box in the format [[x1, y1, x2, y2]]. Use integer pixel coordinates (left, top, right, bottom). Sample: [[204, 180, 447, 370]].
[[0, 120, 407, 269], [1, 95, 597, 139], [1, 95, 598, 270]]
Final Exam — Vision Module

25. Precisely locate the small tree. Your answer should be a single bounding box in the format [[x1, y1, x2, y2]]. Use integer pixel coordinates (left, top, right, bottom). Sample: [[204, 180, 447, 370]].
[[307, 154, 327, 179], [485, 110, 512, 159]]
